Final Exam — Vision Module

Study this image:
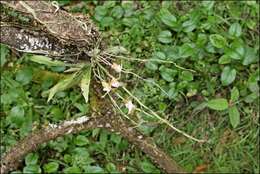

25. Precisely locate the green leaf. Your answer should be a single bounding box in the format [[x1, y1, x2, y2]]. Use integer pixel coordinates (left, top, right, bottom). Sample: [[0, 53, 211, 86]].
[[140, 161, 160, 173], [248, 71, 259, 93], [10, 106, 25, 127], [161, 1, 172, 9], [92, 128, 100, 138], [83, 166, 104, 173], [248, 81, 259, 93], [47, 71, 82, 102], [23, 165, 41, 173], [74, 103, 88, 114], [209, 34, 227, 48], [244, 92, 258, 103], [179, 43, 194, 58], [110, 134, 122, 144], [218, 55, 231, 64], [25, 153, 39, 165], [196, 33, 207, 47], [167, 86, 178, 99], [105, 163, 118, 173], [242, 46, 257, 65], [122, 17, 139, 27], [221, 66, 236, 86], [182, 20, 196, 32], [245, 1, 257, 5], [145, 61, 158, 71], [99, 130, 108, 149], [165, 47, 180, 60], [118, 139, 128, 151], [180, 71, 193, 81], [159, 8, 177, 28], [27, 55, 66, 67], [64, 166, 81, 173], [94, 6, 108, 21], [206, 42, 216, 53], [229, 23, 242, 37], [230, 87, 239, 102], [50, 106, 64, 121], [226, 40, 245, 60], [1, 93, 15, 105], [74, 135, 89, 146], [202, 1, 215, 10], [158, 30, 172, 44], [246, 19, 256, 30], [177, 81, 188, 90], [228, 106, 240, 128], [100, 17, 114, 27], [207, 98, 229, 111], [103, 1, 116, 8], [43, 162, 59, 173], [160, 67, 176, 82], [1, 44, 9, 67], [63, 154, 72, 164], [121, 1, 135, 16], [111, 6, 124, 19], [160, 72, 174, 82], [15, 67, 33, 85], [80, 66, 91, 104], [153, 51, 166, 60]]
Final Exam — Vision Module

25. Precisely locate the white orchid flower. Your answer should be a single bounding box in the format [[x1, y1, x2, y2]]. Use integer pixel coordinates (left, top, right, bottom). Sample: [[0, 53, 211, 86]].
[[110, 78, 122, 88], [125, 100, 135, 114], [111, 63, 122, 73], [101, 81, 111, 92]]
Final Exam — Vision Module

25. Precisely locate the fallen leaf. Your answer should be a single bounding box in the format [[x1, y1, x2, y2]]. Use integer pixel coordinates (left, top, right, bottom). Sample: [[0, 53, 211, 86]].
[[193, 164, 208, 173]]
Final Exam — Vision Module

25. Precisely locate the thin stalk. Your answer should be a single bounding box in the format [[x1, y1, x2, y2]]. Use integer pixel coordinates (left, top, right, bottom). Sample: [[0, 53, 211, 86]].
[[96, 62, 114, 79], [108, 93, 138, 126], [95, 52, 204, 142], [122, 86, 206, 143], [103, 52, 196, 73], [97, 55, 112, 66], [122, 70, 169, 97]]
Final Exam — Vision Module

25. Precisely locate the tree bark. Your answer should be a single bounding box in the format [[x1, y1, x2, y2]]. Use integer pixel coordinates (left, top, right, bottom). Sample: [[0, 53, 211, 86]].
[[1, 24, 81, 59], [1, 112, 185, 173]]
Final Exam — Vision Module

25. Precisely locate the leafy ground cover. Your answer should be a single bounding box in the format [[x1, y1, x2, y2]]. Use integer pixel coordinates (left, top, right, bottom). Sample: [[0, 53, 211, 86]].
[[1, 1, 259, 173]]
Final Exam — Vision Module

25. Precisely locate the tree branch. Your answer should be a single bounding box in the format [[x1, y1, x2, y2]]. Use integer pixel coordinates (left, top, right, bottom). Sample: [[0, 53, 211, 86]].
[[1, 113, 185, 174]]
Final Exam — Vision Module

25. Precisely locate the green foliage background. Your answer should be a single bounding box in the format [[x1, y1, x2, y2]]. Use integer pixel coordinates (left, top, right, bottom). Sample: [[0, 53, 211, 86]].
[[1, 1, 259, 173]]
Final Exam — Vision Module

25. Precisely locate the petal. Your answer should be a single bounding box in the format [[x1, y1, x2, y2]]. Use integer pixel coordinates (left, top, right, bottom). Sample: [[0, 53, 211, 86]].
[[111, 78, 122, 88], [125, 100, 135, 114], [111, 63, 122, 73]]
